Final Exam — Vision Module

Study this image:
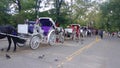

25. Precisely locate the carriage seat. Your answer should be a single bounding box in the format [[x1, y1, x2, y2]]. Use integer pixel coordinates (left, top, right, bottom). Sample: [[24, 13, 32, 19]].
[[41, 26, 51, 36], [28, 22, 36, 34], [28, 26, 34, 33]]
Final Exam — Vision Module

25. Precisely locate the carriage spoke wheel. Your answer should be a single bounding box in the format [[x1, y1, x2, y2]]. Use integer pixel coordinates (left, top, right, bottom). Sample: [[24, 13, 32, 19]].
[[29, 35, 41, 49], [17, 43, 25, 47], [59, 33, 64, 43], [49, 31, 56, 46], [72, 33, 76, 41]]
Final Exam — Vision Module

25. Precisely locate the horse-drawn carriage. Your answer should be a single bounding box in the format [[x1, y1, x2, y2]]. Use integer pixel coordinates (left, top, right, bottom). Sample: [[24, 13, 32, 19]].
[[65, 24, 81, 40], [18, 17, 64, 49], [0, 17, 64, 51]]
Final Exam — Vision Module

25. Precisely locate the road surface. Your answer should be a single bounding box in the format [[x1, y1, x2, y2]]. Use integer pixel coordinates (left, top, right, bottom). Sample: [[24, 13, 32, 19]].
[[0, 35, 120, 68]]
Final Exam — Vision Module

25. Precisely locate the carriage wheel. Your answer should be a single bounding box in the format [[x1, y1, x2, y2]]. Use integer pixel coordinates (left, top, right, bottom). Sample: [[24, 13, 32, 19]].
[[48, 31, 56, 46], [16, 37, 26, 47], [60, 36, 64, 43], [29, 35, 41, 49], [72, 33, 76, 41], [17, 43, 25, 47], [59, 33, 64, 43], [78, 33, 81, 40]]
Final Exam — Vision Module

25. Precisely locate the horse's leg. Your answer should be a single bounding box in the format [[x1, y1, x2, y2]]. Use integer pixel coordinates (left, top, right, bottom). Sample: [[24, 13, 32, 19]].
[[12, 38, 17, 52], [7, 37, 12, 52]]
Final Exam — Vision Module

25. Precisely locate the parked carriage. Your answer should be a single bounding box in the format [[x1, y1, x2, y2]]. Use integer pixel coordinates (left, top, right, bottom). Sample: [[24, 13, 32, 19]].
[[18, 17, 64, 50], [65, 24, 81, 40]]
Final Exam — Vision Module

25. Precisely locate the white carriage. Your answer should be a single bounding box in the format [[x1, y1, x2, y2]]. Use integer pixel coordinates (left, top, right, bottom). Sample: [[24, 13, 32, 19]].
[[18, 17, 64, 50], [65, 24, 81, 40]]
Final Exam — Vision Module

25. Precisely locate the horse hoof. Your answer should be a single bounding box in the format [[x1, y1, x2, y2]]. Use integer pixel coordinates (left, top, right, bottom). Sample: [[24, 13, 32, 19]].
[[6, 54, 11, 59], [13, 50, 16, 52], [1, 48, 4, 51], [6, 50, 9, 52]]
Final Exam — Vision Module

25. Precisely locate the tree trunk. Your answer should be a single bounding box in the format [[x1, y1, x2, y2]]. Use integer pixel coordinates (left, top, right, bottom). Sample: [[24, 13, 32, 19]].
[[12, 0, 22, 13], [55, 0, 63, 22], [17, 0, 21, 12]]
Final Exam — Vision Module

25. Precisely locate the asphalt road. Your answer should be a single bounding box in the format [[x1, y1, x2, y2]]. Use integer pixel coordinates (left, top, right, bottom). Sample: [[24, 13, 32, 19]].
[[0, 35, 120, 68]]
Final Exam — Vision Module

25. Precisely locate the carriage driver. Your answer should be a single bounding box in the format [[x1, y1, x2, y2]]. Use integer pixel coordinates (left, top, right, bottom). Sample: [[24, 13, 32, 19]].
[[34, 18, 44, 34]]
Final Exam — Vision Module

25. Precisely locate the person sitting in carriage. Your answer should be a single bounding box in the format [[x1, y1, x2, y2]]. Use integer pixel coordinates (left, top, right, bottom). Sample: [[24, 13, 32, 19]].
[[55, 22, 63, 34], [24, 19, 29, 24], [34, 18, 44, 34], [55, 22, 60, 27]]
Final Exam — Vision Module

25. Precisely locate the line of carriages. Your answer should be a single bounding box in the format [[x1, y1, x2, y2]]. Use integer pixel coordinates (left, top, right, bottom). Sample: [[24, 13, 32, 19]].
[[0, 17, 84, 51]]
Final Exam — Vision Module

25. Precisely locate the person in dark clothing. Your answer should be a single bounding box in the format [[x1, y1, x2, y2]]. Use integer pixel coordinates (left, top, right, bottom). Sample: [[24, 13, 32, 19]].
[[99, 29, 103, 39]]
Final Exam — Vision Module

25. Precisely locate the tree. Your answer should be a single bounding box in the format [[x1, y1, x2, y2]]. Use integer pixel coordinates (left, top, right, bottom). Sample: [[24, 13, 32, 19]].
[[71, 0, 94, 25], [53, 0, 64, 22], [9, 0, 22, 13], [100, 0, 120, 32], [0, 0, 11, 25]]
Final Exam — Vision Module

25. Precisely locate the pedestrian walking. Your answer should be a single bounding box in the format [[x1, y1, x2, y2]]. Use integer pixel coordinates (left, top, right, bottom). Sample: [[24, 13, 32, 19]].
[[99, 29, 103, 39]]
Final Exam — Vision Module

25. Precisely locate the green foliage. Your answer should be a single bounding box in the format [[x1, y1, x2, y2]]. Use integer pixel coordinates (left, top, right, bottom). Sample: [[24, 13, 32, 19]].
[[0, 0, 119, 32], [10, 11, 36, 27], [0, 12, 10, 25], [21, 0, 35, 11], [0, 0, 11, 25], [100, 0, 120, 32]]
